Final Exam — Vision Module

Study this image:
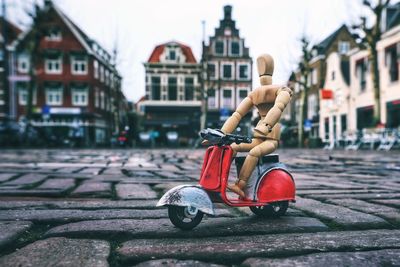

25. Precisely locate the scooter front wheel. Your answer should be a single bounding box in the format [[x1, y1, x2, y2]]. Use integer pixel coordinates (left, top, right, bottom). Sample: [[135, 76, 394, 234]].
[[168, 205, 204, 230], [250, 201, 288, 218]]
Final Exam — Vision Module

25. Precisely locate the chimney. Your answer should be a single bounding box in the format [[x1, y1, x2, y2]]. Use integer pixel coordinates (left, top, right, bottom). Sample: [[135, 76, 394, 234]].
[[224, 5, 232, 20]]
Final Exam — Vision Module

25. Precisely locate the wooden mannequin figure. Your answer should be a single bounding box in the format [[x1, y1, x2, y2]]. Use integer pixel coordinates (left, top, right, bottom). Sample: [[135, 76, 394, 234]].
[[220, 54, 293, 198]]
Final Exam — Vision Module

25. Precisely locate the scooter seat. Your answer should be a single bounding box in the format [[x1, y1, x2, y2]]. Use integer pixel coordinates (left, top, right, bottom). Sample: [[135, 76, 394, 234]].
[[235, 154, 279, 174]]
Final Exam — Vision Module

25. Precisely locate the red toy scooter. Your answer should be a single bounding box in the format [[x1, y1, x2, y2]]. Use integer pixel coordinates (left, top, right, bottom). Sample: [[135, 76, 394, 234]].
[[157, 128, 296, 230]]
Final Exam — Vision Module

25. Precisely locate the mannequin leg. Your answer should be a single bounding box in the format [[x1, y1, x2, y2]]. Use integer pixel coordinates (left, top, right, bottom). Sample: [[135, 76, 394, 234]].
[[228, 139, 278, 197]]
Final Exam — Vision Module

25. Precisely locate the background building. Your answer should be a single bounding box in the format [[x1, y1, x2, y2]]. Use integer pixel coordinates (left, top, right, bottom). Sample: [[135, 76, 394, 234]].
[[139, 41, 201, 146], [0, 19, 21, 123], [8, 1, 127, 146], [290, 25, 357, 143], [202, 5, 252, 135]]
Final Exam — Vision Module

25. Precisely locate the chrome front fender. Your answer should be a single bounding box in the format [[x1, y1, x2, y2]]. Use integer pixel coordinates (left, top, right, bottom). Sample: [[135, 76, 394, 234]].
[[156, 185, 214, 215]]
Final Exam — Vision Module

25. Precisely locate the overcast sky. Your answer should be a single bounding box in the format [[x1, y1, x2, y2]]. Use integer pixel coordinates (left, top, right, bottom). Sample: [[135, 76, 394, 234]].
[[8, 0, 372, 102]]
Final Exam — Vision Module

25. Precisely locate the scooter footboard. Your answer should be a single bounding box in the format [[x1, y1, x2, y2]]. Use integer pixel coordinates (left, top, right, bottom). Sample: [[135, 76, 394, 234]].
[[156, 185, 215, 215]]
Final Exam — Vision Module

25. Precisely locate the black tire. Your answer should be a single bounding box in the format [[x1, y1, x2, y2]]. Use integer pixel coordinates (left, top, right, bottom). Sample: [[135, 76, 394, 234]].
[[168, 205, 204, 230], [249, 201, 289, 218]]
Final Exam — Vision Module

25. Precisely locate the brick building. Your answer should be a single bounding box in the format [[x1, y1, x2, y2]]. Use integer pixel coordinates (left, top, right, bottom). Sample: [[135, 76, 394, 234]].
[[202, 5, 252, 134], [138, 41, 202, 145], [8, 1, 126, 146], [0, 19, 21, 122]]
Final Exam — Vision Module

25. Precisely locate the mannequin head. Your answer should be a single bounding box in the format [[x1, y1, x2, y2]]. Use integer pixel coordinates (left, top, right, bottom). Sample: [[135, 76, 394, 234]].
[[257, 54, 274, 85]]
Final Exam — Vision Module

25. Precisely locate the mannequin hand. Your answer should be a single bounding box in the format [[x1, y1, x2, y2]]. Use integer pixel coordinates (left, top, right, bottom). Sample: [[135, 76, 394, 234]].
[[201, 139, 210, 146], [254, 124, 272, 136]]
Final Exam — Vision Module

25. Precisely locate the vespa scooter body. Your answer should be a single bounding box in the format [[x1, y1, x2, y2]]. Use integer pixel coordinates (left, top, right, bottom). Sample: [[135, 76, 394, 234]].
[[199, 145, 295, 206]]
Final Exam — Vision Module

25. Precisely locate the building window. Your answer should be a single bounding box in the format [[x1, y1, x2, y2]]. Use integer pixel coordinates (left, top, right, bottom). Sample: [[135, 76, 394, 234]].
[[100, 65, 104, 82], [341, 114, 347, 133], [238, 64, 249, 80], [95, 87, 99, 107], [94, 60, 99, 79], [18, 83, 36, 105], [71, 55, 88, 75], [184, 77, 194, 101], [46, 85, 63, 106], [151, 77, 161, 100], [168, 77, 177, 101], [215, 41, 224, 55], [208, 88, 216, 108], [100, 91, 105, 109], [307, 94, 317, 119], [45, 55, 62, 74], [222, 64, 233, 79], [222, 89, 232, 108], [72, 86, 88, 106], [45, 27, 62, 41], [386, 45, 399, 82], [207, 63, 216, 79], [356, 59, 367, 92], [105, 70, 109, 85], [312, 68, 317, 85], [238, 89, 248, 104], [17, 54, 29, 73], [169, 50, 176, 60], [338, 41, 350, 55], [231, 41, 240, 56]]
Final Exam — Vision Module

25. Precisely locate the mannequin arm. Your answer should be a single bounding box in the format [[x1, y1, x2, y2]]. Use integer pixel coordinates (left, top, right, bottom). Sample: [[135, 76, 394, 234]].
[[221, 96, 253, 134], [254, 86, 292, 135]]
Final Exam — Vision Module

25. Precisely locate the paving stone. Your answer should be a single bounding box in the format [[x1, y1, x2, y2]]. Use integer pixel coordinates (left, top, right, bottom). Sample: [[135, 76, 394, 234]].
[[0, 221, 32, 249], [0, 237, 109, 267], [2, 174, 47, 186], [78, 167, 103, 175], [0, 199, 157, 210], [311, 193, 400, 200], [328, 198, 400, 224], [242, 249, 400, 267], [71, 182, 111, 197], [35, 179, 75, 191], [117, 229, 400, 264], [116, 183, 158, 199], [0, 189, 64, 197], [45, 216, 328, 238], [0, 209, 167, 223], [372, 199, 400, 208], [135, 259, 226, 267], [292, 197, 389, 228], [0, 173, 18, 183]]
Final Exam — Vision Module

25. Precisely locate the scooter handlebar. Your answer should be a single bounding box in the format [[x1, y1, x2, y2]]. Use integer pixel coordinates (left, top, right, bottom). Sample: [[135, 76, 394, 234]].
[[200, 128, 252, 145]]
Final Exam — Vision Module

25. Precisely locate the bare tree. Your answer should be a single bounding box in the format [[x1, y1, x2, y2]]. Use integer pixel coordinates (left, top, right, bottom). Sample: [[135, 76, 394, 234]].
[[293, 36, 313, 148], [23, 2, 47, 143], [352, 0, 392, 125]]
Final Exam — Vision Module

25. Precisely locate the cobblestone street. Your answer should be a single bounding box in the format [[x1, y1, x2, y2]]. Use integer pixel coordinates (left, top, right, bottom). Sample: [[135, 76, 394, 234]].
[[0, 148, 399, 266]]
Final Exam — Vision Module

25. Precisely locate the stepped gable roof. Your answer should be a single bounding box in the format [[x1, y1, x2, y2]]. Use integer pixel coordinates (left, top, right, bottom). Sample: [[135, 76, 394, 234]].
[[147, 41, 197, 63]]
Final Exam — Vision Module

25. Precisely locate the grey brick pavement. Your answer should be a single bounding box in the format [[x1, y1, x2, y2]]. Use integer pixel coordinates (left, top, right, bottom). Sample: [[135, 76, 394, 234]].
[[0, 148, 399, 266]]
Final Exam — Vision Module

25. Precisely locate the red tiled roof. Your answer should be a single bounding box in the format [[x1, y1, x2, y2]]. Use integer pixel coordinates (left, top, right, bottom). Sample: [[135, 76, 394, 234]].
[[148, 41, 197, 63]]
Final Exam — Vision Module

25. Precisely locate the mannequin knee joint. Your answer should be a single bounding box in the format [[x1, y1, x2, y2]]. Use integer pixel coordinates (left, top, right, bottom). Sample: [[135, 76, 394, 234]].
[[249, 146, 263, 158]]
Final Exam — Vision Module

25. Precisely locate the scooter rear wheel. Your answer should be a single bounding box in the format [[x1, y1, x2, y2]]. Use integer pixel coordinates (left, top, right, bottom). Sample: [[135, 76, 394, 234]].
[[250, 201, 288, 217], [168, 205, 204, 230]]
